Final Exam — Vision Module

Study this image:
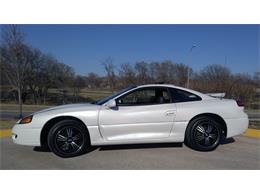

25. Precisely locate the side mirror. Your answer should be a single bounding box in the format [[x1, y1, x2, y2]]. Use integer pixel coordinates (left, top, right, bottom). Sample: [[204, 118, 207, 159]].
[[105, 99, 116, 109]]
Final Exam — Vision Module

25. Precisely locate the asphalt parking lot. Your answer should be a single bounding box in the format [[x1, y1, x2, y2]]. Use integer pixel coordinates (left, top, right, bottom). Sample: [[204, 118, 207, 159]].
[[0, 135, 259, 170]]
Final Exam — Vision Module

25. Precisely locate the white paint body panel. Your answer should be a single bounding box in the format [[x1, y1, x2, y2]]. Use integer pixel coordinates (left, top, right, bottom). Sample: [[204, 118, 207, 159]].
[[11, 84, 248, 147], [99, 103, 176, 141]]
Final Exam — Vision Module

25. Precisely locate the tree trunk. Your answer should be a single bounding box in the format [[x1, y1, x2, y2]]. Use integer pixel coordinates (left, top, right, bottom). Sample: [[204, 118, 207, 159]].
[[18, 87, 23, 118], [33, 92, 37, 104], [43, 88, 48, 105], [30, 87, 37, 104]]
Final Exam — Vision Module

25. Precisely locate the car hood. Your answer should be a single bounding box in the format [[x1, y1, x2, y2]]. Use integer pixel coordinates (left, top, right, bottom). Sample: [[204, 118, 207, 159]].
[[33, 103, 100, 115]]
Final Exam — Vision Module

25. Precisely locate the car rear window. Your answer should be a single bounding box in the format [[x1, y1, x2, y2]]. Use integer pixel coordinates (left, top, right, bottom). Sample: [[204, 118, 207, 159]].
[[169, 88, 202, 103]]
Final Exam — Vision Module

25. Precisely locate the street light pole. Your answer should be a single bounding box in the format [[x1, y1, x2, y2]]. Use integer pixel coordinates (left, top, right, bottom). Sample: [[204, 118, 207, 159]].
[[187, 45, 197, 88]]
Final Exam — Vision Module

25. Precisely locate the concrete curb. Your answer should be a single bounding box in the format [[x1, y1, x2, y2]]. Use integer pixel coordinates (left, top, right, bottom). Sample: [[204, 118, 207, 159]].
[[243, 128, 260, 138], [0, 129, 12, 138]]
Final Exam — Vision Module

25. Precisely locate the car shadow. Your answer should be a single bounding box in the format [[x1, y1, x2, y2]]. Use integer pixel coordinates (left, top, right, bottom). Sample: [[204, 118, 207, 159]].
[[33, 143, 183, 156], [98, 142, 183, 151], [33, 146, 51, 152], [220, 137, 235, 145], [34, 143, 183, 153], [33, 145, 99, 154], [33, 138, 235, 155]]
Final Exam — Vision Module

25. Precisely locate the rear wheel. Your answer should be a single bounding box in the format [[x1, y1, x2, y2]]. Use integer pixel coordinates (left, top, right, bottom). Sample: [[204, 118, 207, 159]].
[[47, 120, 90, 158], [185, 116, 222, 151]]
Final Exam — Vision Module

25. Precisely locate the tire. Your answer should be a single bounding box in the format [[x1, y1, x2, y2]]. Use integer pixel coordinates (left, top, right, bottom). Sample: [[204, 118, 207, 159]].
[[47, 119, 90, 158], [185, 116, 222, 151]]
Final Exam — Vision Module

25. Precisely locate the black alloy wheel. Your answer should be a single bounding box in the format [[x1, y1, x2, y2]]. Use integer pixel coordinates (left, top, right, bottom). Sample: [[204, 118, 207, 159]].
[[185, 116, 222, 151], [47, 120, 90, 158]]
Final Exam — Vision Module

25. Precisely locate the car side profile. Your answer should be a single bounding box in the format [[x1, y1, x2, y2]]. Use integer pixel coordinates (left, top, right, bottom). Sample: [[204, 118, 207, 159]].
[[12, 84, 248, 158]]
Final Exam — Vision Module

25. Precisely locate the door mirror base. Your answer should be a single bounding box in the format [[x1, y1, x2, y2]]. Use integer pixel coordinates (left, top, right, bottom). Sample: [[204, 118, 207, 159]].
[[104, 99, 116, 109]]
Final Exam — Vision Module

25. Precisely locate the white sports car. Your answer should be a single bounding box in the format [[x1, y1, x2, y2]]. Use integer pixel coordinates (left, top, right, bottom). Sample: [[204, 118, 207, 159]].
[[12, 84, 248, 158]]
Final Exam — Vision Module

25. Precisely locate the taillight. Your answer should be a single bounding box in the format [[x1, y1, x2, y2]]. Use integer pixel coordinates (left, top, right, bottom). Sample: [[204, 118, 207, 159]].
[[236, 100, 245, 107]]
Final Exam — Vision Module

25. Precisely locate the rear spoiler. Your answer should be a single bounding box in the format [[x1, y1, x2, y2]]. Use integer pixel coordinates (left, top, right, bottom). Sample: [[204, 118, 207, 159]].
[[205, 93, 226, 99]]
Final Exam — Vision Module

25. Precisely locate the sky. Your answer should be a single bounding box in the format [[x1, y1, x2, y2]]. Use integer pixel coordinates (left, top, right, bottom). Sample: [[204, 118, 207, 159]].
[[1, 24, 259, 75]]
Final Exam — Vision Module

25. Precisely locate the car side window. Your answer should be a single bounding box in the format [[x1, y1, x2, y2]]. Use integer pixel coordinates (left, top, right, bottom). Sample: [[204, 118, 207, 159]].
[[116, 87, 171, 106], [169, 88, 202, 103]]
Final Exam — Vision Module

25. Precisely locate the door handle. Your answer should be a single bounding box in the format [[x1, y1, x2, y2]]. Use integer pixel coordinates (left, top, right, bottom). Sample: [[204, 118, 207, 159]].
[[165, 110, 175, 116]]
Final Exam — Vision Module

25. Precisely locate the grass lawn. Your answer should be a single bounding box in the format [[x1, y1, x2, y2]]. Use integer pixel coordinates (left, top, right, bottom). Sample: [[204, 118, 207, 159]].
[[47, 87, 113, 102], [0, 119, 17, 129], [0, 103, 51, 112]]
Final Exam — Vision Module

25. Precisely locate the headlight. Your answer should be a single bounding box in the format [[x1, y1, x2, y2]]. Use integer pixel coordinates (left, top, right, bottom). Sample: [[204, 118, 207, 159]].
[[19, 115, 33, 124]]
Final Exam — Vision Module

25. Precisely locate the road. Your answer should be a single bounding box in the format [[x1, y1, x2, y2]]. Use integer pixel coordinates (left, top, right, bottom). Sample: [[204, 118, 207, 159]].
[[1, 135, 259, 169]]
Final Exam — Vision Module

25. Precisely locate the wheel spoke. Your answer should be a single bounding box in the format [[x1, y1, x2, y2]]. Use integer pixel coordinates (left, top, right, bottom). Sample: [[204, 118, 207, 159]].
[[209, 134, 217, 140], [196, 125, 205, 134], [193, 121, 220, 148], [204, 137, 210, 145], [61, 142, 69, 151], [54, 127, 84, 154], [195, 135, 205, 142], [206, 125, 213, 133], [57, 134, 67, 142], [72, 134, 81, 141], [71, 141, 80, 150], [66, 128, 72, 137]]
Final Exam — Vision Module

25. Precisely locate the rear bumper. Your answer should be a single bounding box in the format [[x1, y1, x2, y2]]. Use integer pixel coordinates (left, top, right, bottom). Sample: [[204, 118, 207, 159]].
[[12, 124, 41, 146], [225, 116, 248, 138]]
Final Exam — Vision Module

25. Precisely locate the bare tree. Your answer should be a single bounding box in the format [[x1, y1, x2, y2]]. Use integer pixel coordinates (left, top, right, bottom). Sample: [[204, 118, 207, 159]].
[[253, 72, 260, 88], [72, 75, 86, 102], [152, 62, 168, 83], [176, 63, 191, 87], [0, 25, 32, 117], [102, 57, 116, 91], [51, 62, 75, 104], [25, 48, 45, 104], [24, 50, 75, 104], [119, 63, 136, 87], [229, 73, 256, 105], [86, 72, 101, 88], [135, 61, 151, 84], [194, 64, 232, 93]]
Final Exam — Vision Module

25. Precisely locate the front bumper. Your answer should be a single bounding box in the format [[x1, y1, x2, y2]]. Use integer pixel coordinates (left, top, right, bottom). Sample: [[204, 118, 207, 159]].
[[12, 124, 41, 146]]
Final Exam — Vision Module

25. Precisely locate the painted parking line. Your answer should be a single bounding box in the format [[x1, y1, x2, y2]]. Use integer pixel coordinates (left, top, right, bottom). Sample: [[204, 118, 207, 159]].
[[1, 128, 260, 139], [0, 129, 12, 138]]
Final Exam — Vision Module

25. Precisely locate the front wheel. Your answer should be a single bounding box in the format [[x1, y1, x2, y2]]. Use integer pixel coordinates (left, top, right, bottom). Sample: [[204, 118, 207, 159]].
[[47, 120, 90, 158], [185, 116, 222, 151]]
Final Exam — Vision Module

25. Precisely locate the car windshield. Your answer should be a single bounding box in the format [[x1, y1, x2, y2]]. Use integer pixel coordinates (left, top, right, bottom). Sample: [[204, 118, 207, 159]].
[[93, 86, 136, 105]]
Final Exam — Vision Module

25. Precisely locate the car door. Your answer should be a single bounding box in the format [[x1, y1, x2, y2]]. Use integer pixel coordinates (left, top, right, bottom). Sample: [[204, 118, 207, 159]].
[[98, 87, 176, 141]]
